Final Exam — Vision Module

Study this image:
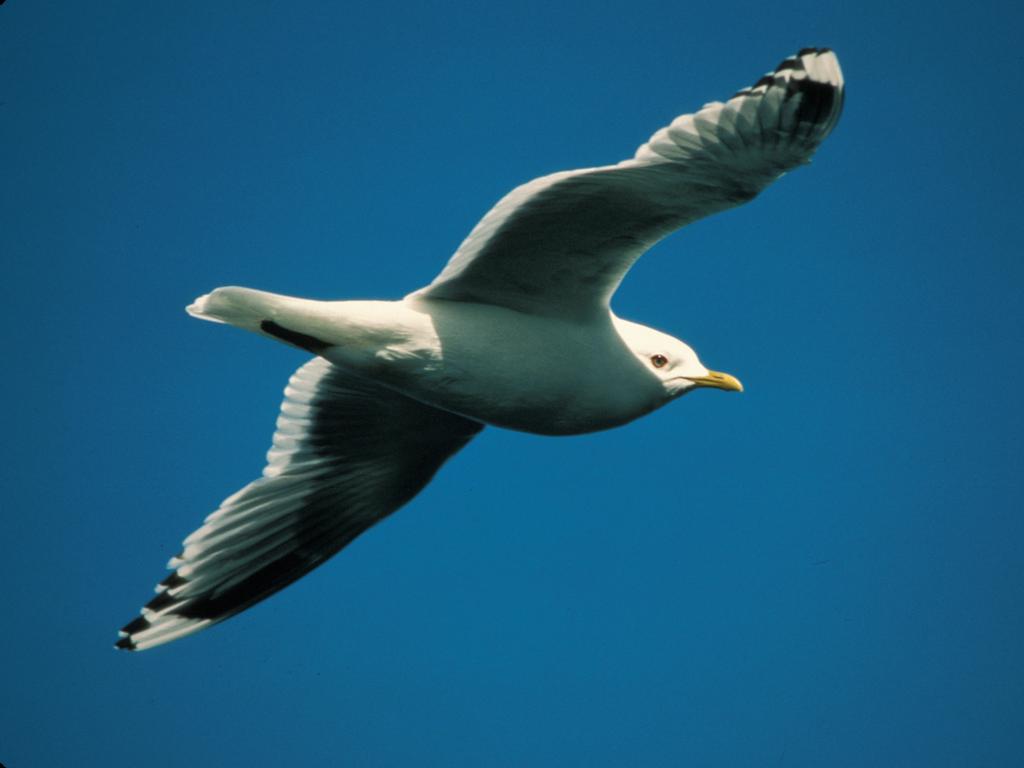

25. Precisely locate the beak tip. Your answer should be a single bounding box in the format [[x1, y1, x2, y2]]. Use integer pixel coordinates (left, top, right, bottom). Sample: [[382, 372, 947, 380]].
[[689, 370, 743, 393]]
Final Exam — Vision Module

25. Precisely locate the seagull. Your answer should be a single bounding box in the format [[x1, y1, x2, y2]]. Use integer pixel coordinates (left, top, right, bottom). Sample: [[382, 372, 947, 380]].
[[117, 48, 844, 651]]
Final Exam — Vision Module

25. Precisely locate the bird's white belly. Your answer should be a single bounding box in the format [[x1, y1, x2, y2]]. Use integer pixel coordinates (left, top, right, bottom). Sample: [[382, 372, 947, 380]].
[[322, 299, 662, 435]]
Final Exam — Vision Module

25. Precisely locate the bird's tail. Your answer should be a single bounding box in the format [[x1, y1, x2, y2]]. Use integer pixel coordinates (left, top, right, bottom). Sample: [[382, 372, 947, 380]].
[[187, 286, 280, 331], [187, 286, 336, 354]]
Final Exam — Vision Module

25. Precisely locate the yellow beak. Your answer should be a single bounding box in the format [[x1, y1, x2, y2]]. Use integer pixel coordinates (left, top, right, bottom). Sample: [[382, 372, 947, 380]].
[[686, 370, 744, 393]]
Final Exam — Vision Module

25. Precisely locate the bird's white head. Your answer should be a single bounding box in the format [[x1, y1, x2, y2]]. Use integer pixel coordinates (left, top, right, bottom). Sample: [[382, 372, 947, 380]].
[[613, 317, 743, 400]]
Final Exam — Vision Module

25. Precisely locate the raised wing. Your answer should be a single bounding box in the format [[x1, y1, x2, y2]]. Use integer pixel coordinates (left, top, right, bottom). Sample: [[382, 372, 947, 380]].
[[116, 358, 482, 651], [410, 48, 844, 321]]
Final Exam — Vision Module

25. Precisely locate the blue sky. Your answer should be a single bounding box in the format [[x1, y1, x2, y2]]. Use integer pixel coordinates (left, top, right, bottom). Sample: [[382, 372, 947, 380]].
[[2, 1, 1022, 765]]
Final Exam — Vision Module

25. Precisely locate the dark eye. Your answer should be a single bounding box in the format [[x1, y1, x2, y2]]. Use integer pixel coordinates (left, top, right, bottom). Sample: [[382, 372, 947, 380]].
[[651, 354, 668, 369]]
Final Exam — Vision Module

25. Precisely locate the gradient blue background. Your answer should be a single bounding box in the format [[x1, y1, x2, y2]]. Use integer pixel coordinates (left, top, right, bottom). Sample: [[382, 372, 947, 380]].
[[2, 2, 1021, 765]]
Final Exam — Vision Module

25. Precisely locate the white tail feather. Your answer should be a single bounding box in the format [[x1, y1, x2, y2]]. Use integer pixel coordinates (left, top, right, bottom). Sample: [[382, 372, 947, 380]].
[[186, 286, 281, 331]]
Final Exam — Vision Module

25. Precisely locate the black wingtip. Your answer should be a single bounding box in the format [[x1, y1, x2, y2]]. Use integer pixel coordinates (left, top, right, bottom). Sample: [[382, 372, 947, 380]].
[[121, 615, 151, 634], [159, 572, 187, 590], [145, 591, 176, 613], [115, 613, 151, 651], [793, 78, 838, 126]]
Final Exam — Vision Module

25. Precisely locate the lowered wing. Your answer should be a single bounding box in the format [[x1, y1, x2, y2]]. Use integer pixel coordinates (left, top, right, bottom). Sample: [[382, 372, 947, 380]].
[[116, 358, 482, 651]]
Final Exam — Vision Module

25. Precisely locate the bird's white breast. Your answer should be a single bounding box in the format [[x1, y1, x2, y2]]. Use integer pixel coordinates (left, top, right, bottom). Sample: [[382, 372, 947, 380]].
[[320, 298, 665, 435]]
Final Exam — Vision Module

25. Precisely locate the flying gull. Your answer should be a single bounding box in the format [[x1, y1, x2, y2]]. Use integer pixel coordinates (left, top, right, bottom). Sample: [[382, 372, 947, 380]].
[[117, 48, 844, 650]]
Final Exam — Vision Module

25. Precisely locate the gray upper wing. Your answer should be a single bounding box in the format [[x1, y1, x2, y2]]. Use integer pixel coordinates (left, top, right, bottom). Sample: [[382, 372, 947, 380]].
[[410, 48, 844, 321], [116, 358, 483, 651]]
